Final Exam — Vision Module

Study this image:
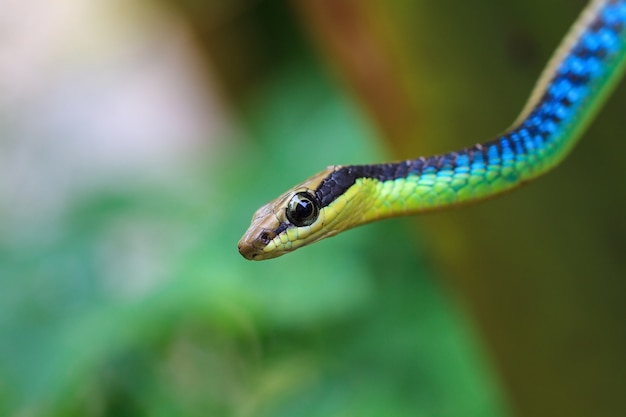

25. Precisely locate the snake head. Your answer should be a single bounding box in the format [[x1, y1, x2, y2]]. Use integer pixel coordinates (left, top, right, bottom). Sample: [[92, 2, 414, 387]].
[[238, 165, 373, 260], [237, 167, 337, 260]]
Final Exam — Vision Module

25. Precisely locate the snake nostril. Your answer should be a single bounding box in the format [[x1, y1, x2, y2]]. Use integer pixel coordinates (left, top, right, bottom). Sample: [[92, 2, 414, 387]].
[[259, 231, 275, 245]]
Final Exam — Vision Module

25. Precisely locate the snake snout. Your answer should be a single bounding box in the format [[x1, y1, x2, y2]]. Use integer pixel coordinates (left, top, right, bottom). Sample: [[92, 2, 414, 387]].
[[238, 229, 274, 260], [237, 239, 259, 260]]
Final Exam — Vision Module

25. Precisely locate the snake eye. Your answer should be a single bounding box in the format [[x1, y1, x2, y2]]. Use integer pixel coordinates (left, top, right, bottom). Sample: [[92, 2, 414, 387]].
[[286, 192, 319, 227]]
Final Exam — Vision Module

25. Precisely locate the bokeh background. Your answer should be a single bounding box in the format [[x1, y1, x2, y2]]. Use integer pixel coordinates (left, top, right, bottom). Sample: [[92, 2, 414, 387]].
[[1, 0, 625, 416]]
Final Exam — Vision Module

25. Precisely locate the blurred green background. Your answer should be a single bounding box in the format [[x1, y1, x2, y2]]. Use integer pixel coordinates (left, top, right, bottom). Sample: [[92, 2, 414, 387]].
[[1, 1, 625, 416]]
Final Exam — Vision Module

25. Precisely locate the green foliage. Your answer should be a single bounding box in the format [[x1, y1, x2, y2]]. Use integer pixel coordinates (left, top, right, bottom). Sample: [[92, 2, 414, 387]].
[[0, 66, 507, 417]]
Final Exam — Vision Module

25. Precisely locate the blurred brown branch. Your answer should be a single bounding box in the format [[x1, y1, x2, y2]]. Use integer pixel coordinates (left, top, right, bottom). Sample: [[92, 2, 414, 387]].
[[294, 0, 423, 156]]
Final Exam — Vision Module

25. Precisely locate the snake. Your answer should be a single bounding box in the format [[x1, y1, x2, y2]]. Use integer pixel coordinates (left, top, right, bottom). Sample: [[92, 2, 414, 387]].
[[239, 0, 626, 260]]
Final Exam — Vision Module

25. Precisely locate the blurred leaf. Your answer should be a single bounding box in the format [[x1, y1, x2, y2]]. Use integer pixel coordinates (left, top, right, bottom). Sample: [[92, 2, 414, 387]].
[[0, 63, 506, 417]]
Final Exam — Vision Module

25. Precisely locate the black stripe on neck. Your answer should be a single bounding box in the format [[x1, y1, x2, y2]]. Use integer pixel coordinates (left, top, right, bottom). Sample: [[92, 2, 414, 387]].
[[314, 155, 459, 208]]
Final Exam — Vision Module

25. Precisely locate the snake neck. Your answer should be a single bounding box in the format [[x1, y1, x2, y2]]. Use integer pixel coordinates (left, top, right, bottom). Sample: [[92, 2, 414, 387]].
[[317, 0, 626, 223]]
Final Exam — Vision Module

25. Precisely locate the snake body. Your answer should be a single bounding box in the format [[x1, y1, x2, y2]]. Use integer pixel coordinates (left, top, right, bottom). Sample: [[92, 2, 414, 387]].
[[239, 0, 626, 260]]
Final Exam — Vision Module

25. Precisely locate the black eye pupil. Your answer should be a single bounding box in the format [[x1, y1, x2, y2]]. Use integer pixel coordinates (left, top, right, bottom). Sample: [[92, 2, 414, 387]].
[[295, 200, 313, 217], [286, 192, 319, 227]]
